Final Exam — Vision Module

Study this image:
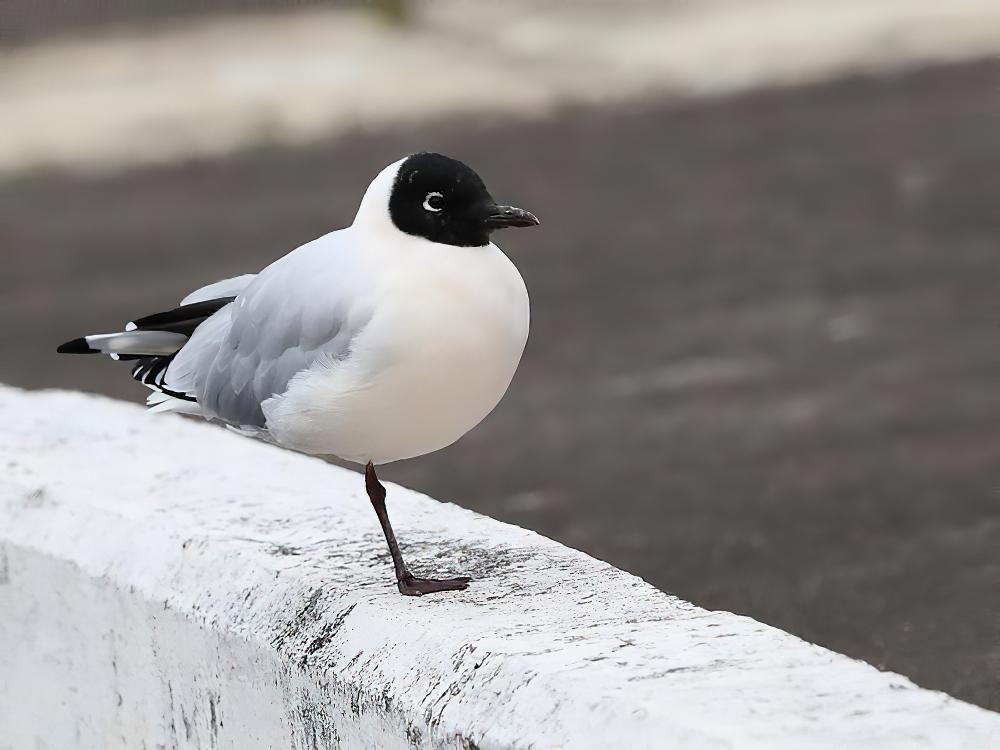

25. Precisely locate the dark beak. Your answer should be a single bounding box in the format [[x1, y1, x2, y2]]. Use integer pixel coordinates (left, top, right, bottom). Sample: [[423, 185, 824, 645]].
[[485, 204, 540, 230]]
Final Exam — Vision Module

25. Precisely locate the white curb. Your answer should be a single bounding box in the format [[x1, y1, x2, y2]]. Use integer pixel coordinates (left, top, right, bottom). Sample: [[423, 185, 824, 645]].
[[0, 386, 997, 748]]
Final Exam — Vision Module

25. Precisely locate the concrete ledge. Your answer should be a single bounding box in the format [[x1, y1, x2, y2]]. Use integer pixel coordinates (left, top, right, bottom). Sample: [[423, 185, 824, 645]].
[[0, 385, 996, 748]]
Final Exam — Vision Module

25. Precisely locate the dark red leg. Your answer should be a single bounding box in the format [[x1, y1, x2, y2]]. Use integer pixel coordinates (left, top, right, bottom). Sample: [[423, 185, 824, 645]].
[[364, 461, 471, 596]]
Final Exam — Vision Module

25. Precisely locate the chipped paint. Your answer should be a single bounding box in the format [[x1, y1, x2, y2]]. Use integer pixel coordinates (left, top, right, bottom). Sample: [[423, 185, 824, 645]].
[[0, 386, 997, 748]]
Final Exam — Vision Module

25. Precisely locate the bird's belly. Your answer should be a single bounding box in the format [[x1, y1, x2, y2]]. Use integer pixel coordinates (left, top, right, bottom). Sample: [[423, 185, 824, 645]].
[[263, 265, 528, 463], [336, 338, 519, 463]]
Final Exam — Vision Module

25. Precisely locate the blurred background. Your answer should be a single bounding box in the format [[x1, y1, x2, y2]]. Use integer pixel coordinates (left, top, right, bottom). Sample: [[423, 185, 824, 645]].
[[1, 0, 998, 710]]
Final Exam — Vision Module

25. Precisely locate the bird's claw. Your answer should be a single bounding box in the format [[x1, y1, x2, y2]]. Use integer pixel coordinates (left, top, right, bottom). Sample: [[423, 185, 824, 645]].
[[397, 574, 472, 596]]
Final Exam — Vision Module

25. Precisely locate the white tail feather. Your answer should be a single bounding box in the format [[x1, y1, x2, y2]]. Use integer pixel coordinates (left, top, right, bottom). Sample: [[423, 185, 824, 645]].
[[85, 330, 188, 356], [147, 391, 201, 416]]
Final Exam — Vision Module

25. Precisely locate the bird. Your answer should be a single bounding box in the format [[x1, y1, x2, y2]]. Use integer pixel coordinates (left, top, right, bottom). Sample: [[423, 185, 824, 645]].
[[57, 152, 539, 596]]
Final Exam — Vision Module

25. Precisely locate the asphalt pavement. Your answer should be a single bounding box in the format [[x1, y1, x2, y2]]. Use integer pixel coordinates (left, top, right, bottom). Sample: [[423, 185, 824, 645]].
[[1, 60, 997, 709]]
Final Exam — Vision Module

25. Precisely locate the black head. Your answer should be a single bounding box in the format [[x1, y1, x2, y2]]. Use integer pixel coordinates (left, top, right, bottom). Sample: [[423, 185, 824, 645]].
[[388, 153, 539, 247]]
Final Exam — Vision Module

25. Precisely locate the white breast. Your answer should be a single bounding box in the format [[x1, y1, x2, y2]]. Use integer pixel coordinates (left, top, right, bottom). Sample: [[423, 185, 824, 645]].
[[262, 240, 529, 464]]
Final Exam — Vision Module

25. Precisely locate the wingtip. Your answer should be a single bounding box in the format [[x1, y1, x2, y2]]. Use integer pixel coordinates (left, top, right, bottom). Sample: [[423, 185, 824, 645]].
[[57, 337, 98, 354]]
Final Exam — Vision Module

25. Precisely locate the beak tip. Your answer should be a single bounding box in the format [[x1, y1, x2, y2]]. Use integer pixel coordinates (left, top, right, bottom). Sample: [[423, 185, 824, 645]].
[[487, 205, 540, 230]]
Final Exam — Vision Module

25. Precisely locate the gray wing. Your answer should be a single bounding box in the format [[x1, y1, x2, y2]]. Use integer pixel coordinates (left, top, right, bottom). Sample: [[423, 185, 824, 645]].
[[164, 232, 373, 428]]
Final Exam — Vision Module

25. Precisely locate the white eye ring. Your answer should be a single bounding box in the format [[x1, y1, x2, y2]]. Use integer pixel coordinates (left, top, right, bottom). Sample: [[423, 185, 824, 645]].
[[423, 191, 444, 212]]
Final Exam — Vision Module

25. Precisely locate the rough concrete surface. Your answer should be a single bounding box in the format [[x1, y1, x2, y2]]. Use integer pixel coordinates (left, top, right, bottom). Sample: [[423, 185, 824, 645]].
[[1, 386, 998, 749], [1, 60, 999, 712]]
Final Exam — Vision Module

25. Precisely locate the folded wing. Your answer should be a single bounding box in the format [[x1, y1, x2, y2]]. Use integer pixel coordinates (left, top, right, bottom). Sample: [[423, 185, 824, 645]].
[[163, 232, 374, 428]]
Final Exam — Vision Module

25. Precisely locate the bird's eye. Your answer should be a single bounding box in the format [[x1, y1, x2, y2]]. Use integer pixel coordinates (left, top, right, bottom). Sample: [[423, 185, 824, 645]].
[[423, 192, 444, 212]]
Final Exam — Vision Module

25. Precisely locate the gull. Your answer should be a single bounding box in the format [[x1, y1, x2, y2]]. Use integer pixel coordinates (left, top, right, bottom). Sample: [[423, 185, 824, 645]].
[[58, 152, 539, 596]]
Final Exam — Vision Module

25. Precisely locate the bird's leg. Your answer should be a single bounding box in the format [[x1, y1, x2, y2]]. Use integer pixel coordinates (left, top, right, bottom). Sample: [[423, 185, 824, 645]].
[[364, 461, 471, 596]]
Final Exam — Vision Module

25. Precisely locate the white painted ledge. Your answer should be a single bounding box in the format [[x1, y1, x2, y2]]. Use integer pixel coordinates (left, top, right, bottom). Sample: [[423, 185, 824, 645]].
[[0, 385, 996, 749]]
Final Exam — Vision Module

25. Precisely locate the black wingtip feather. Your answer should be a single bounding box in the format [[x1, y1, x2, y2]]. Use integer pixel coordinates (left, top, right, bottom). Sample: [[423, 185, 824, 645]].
[[131, 296, 236, 334], [57, 337, 98, 354]]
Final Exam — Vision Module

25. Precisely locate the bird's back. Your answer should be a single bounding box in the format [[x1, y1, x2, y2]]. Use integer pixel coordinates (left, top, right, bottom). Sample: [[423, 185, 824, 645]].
[[165, 228, 375, 428]]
